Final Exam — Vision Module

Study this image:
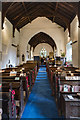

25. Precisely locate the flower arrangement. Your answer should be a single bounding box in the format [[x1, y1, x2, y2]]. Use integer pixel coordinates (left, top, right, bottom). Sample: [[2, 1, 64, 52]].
[[61, 52, 65, 57], [12, 90, 15, 95]]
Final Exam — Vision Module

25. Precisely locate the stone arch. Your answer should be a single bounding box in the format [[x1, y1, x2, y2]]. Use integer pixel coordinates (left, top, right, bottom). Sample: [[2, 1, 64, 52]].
[[28, 32, 57, 51]]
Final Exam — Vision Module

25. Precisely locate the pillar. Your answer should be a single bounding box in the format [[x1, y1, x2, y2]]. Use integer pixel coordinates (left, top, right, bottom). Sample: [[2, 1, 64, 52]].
[[31, 47, 34, 60]]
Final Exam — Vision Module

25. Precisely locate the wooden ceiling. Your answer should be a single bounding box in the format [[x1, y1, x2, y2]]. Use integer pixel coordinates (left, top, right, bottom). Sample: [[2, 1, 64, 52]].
[[28, 32, 57, 50], [2, 2, 80, 33]]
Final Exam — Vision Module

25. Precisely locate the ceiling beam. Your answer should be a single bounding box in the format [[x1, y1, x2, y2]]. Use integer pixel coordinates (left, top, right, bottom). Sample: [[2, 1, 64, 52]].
[[64, 2, 78, 10], [8, 5, 23, 17], [2, 3, 14, 16], [14, 6, 42, 28], [58, 6, 73, 19], [13, 3, 36, 27], [59, 3, 75, 13], [22, 2, 26, 11], [41, 3, 70, 28], [53, 2, 58, 22], [22, 2, 31, 23], [55, 2, 58, 12], [2, 2, 77, 33], [48, 17, 66, 29], [2, 3, 14, 29], [18, 16, 37, 29], [15, 17, 28, 27], [18, 13, 69, 30]]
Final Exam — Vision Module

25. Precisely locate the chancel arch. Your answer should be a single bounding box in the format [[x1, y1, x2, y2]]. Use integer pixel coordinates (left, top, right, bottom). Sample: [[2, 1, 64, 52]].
[[28, 32, 57, 50], [28, 32, 57, 58]]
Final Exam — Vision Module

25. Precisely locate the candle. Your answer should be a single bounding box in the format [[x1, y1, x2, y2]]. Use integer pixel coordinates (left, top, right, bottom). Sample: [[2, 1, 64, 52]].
[[69, 71, 71, 74], [71, 73, 74, 76]]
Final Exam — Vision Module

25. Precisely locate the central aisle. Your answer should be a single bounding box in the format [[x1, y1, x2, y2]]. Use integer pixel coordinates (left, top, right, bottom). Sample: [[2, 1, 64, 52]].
[[21, 66, 59, 119]]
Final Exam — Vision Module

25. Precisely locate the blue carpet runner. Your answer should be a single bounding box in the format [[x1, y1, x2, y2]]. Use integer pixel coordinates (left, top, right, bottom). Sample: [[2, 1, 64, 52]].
[[21, 66, 59, 119]]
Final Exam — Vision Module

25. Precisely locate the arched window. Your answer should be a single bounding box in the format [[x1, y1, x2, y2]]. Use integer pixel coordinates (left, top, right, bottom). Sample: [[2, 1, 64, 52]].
[[40, 48, 47, 58], [22, 54, 25, 61]]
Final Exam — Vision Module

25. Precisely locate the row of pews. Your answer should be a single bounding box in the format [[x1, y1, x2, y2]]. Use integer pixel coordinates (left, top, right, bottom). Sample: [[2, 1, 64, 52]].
[[46, 61, 80, 119], [0, 61, 38, 119]]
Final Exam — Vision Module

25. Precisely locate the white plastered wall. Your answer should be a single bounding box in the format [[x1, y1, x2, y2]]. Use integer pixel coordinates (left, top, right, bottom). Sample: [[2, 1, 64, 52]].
[[2, 16, 80, 68], [71, 16, 78, 67], [1, 16, 80, 68], [2, 18, 20, 69], [19, 17, 65, 64], [64, 28, 70, 52], [64, 16, 79, 67]]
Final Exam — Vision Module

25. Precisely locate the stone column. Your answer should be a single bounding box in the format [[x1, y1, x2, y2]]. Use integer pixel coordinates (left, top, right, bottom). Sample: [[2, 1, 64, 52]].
[[30, 46, 31, 59], [31, 47, 34, 60], [71, 16, 78, 68], [54, 46, 55, 58], [71, 16, 80, 68], [26, 44, 29, 60]]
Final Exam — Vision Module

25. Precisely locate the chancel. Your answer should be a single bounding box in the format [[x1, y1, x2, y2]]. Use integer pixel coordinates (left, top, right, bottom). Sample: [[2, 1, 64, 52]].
[[0, 1, 80, 119]]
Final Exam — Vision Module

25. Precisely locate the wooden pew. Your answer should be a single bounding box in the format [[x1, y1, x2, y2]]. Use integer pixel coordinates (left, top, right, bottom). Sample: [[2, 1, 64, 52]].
[[0, 84, 16, 119], [0, 70, 31, 95], [47, 66, 79, 95], [0, 61, 38, 119], [2, 81, 24, 117], [1, 75, 27, 98], [1, 63, 37, 92], [0, 68, 34, 94], [60, 93, 80, 118], [55, 72, 80, 116]]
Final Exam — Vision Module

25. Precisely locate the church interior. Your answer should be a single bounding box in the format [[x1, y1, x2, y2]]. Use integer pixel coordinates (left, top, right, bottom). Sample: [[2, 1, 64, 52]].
[[0, 1, 80, 119]]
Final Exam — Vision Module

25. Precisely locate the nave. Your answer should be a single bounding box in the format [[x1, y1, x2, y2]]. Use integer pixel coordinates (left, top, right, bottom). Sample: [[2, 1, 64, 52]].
[[0, 60, 80, 119], [21, 66, 58, 118], [0, 2, 80, 120]]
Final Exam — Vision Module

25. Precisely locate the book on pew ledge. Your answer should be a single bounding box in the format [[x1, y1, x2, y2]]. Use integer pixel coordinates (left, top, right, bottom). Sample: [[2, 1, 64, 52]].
[[75, 69, 80, 72], [10, 71, 17, 76], [73, 86, 80, 92], [61, 85, 80, 92], [67, 95, 74, 100], [65, 76, 80, 80], [49, 65, 52, 67], [77, 93, 80, 97], [64, 85, 69, 92], [0, 70, 5, 73], [15, 77, 20, 80]]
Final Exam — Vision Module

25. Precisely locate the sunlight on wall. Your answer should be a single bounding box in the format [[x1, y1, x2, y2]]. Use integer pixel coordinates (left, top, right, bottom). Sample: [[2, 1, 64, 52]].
[[2, 18, 20, 69], [66, 41, 72, 62]]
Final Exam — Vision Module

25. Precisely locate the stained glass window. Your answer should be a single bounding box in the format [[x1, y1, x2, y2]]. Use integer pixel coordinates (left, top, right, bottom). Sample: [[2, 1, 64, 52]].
[[40, 48, 47, 58]]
